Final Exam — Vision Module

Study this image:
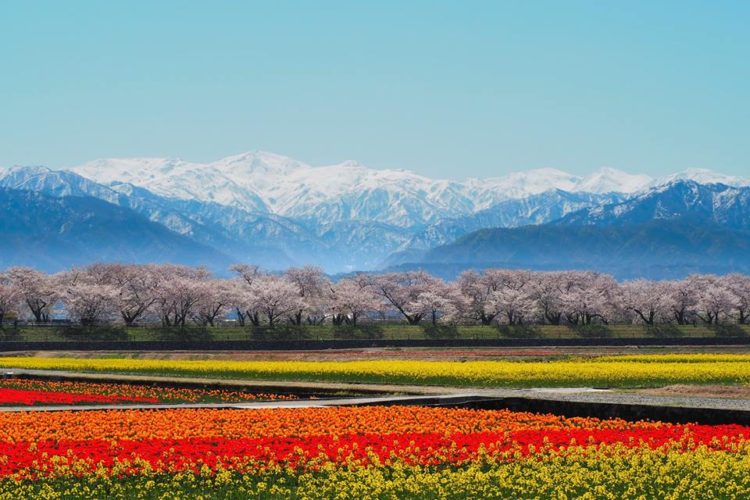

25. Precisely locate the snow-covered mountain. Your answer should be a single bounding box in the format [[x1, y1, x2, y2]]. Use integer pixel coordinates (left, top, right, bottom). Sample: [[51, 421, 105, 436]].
[[557, 180, 750, 229], [575, 167, 652, 194], [409, 179, 750, 279], [646, 168, 750, 190], [2, 152, 749, 274], [0, 165, 125, 205], [68, 152, 670, 228], [68, 151, 749, 229]]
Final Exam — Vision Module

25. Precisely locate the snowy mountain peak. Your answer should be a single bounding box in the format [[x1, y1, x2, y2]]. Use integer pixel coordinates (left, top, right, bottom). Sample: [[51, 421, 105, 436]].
[[57, 150, 750, 228], [7, 164, 53, 175], [336, 160, 366, 169], [215, 150, 309, 172], [480, 168, 579, 198], [650, 168, 750, 189], [577, 167, 652, 194]]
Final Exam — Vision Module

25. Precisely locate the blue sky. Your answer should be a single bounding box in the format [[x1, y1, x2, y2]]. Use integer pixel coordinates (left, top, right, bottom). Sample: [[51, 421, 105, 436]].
[[1, 1, 748, 178]]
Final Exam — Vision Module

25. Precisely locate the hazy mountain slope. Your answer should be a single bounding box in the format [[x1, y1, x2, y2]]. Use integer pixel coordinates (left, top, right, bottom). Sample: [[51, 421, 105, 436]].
[[312, 220, 415, 271], [0, 189, 234, 272], [0, 167, 297, 269], [415, 218, 750, 279], [400, 190, 624, 252]]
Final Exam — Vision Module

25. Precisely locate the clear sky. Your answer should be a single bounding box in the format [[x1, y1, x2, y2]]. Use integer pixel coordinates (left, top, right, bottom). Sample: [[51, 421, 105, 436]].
[[1, 1, 748, 178]]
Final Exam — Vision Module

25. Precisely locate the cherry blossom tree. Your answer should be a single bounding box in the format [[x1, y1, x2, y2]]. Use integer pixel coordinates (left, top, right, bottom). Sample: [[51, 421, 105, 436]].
[[369, 271, 443, 325], [3, 263, 750, 328], [407, 281, 466, 326], [457, 271, 497, 325], [692, 275, 739, 325], [560, 272, 619, 325], [6, 267, 59, 322], [231, 264, 263, 286], [330, 277, 380, 326], [621, 279, 674, 325], [457, 270, 537, 325], [248, 276, 304, 328], [471, 270, 536, 325], [230, 264, 267, 326], [58, 270, 119, 326], [152, 265, 212, 328], [192, 279, 234, 327], [0, 273, 20, 327], [529, 272, 566, 325], [82, 263, 160, 326], [225, 278, 254, 327], [667, 278, 699, 325], [485, 287, 537, 325], [285, 266, 330, 325], [724, 274, 750, 324]]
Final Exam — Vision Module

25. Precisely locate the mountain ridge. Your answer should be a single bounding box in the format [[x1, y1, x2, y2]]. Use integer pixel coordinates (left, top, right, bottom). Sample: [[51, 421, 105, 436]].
[[2, 154, 749, 276], [66, 151, 742, 228], [406, 181, 750, 279]]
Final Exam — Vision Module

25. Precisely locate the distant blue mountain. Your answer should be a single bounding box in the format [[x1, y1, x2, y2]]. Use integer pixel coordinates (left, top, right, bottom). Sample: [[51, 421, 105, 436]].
[[412, 218, 750, 279], [400, 190, 623, 251], [0, 167, 302, 270], [0, 188, 234, 272], [406, 181, 750, 279]]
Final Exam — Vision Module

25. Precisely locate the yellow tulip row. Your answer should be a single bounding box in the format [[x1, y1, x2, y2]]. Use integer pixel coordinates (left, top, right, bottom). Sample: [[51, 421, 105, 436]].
[[2, 354, 750, 387]]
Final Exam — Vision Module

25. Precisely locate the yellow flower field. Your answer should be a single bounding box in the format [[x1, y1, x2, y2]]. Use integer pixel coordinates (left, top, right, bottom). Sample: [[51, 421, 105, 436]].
[[2, 354, 750, 388], [3, 446, 750, 499]]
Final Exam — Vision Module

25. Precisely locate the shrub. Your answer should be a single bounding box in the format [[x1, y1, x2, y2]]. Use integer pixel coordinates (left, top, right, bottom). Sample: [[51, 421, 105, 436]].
[[251, 324, 310, 340], [333, 324, 384, 340], [711, 324, 747, 337], [645, 323, 683, 338], [58, 325, 128, 341], [571, 324, 611, 338], [497, 324, 541, 338], [422, 324, 459, 339]]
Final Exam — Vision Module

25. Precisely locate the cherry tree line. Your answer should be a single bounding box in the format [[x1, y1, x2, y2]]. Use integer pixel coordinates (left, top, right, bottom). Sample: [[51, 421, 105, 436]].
[[0, 264, 748, 328]]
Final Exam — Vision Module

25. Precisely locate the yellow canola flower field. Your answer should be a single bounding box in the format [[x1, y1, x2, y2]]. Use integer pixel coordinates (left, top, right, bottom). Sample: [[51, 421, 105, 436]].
[[1, 354, 750, 387], [597, 353, 750, 363], [2, 445, 750, 499]]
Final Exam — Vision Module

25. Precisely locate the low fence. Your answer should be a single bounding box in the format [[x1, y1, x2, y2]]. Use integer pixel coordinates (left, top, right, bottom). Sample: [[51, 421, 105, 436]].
[[2, 336, 750, 352]]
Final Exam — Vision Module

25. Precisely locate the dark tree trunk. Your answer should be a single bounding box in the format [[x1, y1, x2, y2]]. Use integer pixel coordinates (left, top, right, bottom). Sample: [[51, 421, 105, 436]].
[[479, 312, 496, 325], [235, 308, 246, 327], [246, 311, 261, 327], [544, 307, 562, 325]]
